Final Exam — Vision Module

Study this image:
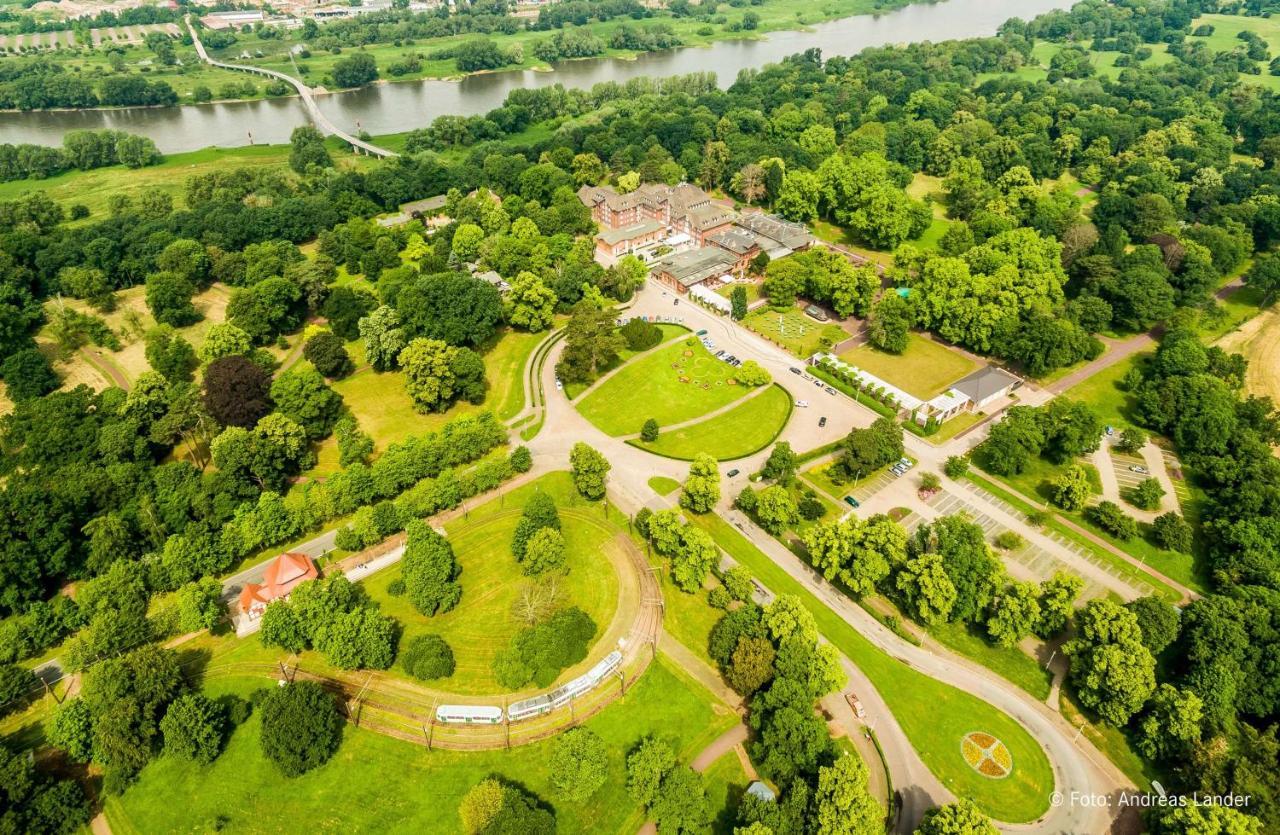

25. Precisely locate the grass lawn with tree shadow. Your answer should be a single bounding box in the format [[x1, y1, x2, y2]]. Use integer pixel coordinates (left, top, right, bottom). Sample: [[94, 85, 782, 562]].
[[361, 473, 624, 695], [632, 384, 793, 460], [106, 654, 737, 835], [837, 334, 980, 401], [577, 337, 758, 436]]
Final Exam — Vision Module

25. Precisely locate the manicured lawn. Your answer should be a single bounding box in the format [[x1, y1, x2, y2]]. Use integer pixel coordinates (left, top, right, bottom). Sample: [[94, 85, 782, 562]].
[[107, 654, 736, 835], [633, 385, 793, 460], [926, 410, 983, 444], [360, 473, 624, 696], [577, 337, 757, 436], [648, 476, 681, 496], [690, 514, 1054, 823], [1063, 352, 1148, 432], [715, 281, 762, 303], [565, 323, 687, 399], [1060, 691, 1161, 790], [484, 327, 546, 422], [837, 334, 980, 400], [704, 750, 751, 834], [362, 504, 621, 695], [924, 619, 1052, 702], [742, 306, 847, 358], [653, 561, 725, 669], [1190, 14, 1280, 90]]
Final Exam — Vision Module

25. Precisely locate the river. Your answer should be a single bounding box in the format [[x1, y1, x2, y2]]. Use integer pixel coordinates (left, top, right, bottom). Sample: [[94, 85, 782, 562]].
[[0, 0, 1072, 153]]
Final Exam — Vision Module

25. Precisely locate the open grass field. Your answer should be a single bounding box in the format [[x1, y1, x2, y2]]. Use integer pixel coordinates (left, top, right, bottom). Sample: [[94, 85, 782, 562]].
[[632, 384, 793, 461], [704, 749, 751, 834], [1216, 301, 1280, 405], [106, 653, 737, 835], [691, 513, 1054, 823], [838, 334, 981, 400], [577, 337, 757, 436], [742, 306, 847, 358], [0, 144, 368, 219], [1062, 352, 1146, 433], [1190, 14, 1280, 91], [362, 473, 624, 695]]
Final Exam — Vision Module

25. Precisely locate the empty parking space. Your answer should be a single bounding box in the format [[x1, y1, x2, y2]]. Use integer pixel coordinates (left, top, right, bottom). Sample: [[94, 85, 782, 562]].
[[933, 484, 1153, 602]]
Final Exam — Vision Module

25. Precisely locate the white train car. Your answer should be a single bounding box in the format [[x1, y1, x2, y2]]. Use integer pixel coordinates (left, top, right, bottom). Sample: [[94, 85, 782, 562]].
[[507, 651, 624, 722], [435, 704, 503, 725]]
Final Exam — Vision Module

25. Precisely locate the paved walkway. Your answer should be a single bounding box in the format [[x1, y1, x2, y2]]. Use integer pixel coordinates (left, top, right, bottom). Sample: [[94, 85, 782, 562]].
[[690, 723, 749, 772], [619, 382, 773, 441]]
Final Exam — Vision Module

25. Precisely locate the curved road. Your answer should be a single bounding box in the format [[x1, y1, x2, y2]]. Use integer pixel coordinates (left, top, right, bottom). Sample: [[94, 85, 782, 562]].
[[523, 280, 1132, 833]]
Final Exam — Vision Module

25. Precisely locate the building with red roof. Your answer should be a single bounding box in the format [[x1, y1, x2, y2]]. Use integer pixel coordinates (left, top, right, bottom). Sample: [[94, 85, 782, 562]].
[[238, 552, 319, 620]]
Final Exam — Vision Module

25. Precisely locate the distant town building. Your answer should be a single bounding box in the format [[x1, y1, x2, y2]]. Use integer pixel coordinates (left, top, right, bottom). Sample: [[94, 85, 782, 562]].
[[579, 182, 737, 250], [238, 552, 319, 620], [200, 10, 265, 29], [733, 212, 816, 258]]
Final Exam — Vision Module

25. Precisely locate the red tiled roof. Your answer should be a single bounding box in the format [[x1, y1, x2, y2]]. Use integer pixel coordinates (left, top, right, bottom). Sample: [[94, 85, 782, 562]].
[[239, 553, 318, 613]]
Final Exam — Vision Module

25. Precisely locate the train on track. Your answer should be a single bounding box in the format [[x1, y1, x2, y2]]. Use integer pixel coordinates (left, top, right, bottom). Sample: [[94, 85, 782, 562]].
[[434, 650, 623, 725]]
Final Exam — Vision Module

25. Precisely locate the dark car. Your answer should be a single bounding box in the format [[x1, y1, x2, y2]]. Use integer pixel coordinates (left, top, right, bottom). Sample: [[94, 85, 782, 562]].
[[727, 469, 740, 477], [814, 379, 823, 387], [819, 416, 827, 427], [790, 367, 802, 375], [843, 495, 860, 508]]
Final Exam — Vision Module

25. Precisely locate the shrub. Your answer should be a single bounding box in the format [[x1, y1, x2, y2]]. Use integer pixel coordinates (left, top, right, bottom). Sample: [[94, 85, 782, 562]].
[[303, 332, 354, 378], [944, 455, 970, 478], [1086, 501, 1139, 540], [400, 634, 455, 681], [160, 692, 226, 764], [620, 318, 662, 351], [641, 418, 659, 442], [707, 586, 732, 609], [993, 531, 1025, 551]]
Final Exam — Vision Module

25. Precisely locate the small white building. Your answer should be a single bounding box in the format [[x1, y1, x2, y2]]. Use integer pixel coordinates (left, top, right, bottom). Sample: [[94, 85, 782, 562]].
[[689, 282, 734, 315]]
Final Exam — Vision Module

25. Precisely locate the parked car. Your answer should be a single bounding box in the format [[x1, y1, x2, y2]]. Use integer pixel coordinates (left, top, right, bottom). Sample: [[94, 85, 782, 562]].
[[696, 329, 707, 336], [715, 350, 725, 358], [727, 469, 740, 478], [796, 400, 809, 408], [898, 458, 912, 468], [843, 495, 860, 509], [825, 386, 836, 395], [845, 692, 866, 719], [1105, 425, 1115, 436], [814, 380, 824, 387], [819, 416, 827, 427], [673, 298, 679, 305], [1129, 465, 1149, 474], [789, 367, 803, 376], [732, 359, 742, 367], [555, 379, 563, 391]]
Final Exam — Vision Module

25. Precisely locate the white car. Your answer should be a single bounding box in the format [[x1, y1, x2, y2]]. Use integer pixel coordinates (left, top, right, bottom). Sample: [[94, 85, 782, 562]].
[[555, 379, 564, 391], [795, 400, 809, 408]]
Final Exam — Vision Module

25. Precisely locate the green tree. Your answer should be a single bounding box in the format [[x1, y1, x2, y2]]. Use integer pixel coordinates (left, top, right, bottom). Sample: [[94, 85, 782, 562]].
[[331, 52, 379, 88], [199, 323, 253, 363], [641, 418, 659, 442], [868, 293, 911, 353], [160, 692, 226, 764], [359, 305, 409, 371], [259, 681, 342, 777], [0, 348, 59, 401], [550, 728, 608, 801], [1035, 571, 1083, 638], [522, 527, 567, 576], [144, 325, 197, 383], [915, 799, 998, 835], [270, 366, 343, 440], [1065, 600, 1156, 725], [505, 271, 557, 332], [175, 577, 225, 633], [570, 442, 611, 500], [814, 754, 884, 835], [303, 332, 354, 379], [397, 338, 487, 413], [400, 634, 455, 681], [735, 360, 770, 386], [627, 736, 676, 807], [401, 521, 462, 616], [762, 441, 797, 482], [1136, 684, 1203, 762], [896, 552, 956, 624], [651, 767, 710, 834], [986, 581, 1042, 648], [1126, 477, 1165, 511], [731, 285, 748, 320], [288, 125, 331, 174], [145, 271, 199, 327], [727, 635, 775, 696], [680, 453, 721, 514], [1050, 464, 1092, 511], [1151, 512, 1193, 553]]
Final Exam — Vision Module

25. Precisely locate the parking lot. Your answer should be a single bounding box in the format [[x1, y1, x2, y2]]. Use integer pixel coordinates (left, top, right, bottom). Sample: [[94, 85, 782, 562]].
[[1109, 448, 1151, 494]]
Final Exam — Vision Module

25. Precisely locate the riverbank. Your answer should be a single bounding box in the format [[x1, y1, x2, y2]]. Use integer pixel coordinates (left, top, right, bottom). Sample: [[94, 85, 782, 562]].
[[0, 0, 1074, 152]]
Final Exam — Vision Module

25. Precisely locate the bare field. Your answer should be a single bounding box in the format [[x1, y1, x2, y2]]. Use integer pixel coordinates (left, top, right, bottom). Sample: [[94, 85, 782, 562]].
[[1218, 305, 1280, 403]]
